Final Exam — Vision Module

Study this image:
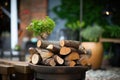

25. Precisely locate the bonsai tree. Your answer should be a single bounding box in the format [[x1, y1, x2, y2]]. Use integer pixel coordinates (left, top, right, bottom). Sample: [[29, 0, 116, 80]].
[[26, 16, 55, 39]]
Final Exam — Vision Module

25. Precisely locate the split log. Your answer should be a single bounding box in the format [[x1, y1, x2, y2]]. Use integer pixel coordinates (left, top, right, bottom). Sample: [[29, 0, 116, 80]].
[[65, 52, 80, 61], [37, 40, 59, 48], [76, 55, 90, 66], [53, 55, 64, 65], [42, 58, 56, 66], [60, 40, 81, 49], [60, 47, 77, 55], [31, 53, 42, 65], [46, 44, 61, 53], [64, 61, 76, 67], [28, 47, 37, 54], [28, 47, 38, 60], [36, 48, 54, 60]]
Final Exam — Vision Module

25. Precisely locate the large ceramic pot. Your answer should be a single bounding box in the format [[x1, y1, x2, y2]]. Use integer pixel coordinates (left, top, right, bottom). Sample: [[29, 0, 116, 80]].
[[81, 42, 103, 69]]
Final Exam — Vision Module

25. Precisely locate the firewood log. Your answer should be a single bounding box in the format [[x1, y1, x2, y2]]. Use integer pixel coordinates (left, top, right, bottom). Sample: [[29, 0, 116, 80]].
[[42, 58, 56, 66], [65, 52, 80, 61], [31, 53, 42, 65], [46, 44, 61, 53], [28, 47, 39, 62], [36, 48, 54, 60], [28, 47, 37, 54], [64, 60, 76, 67], [37, 40, 59, 48], [53, 55, 64, 65], [76, 55, 90, 66], [60, 40, 81, 49], [60, 47, 77, 55]]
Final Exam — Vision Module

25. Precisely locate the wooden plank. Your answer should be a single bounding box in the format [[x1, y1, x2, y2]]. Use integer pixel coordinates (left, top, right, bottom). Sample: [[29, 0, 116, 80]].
[[0, 64, 15, 80], [100, 38, 120, 43], [0, 59, 31, 74], [2, 74, 9, 80], [0, 59, 34, 80], [14, 73, 34, 80], [0, 64, 14, 74]]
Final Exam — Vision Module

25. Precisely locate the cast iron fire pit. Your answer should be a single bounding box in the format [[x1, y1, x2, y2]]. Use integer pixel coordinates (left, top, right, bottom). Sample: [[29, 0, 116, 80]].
[[29, 63, 90, 80]]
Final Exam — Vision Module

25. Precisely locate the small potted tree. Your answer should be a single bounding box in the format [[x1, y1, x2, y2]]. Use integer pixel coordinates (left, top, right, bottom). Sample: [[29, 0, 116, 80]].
[[26, 16, 55, 39]]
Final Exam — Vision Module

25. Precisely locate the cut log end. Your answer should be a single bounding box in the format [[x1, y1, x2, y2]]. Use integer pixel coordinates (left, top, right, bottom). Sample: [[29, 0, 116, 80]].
[[60, 47, 71, 55], [60, 40, 64, 47], [54, 55, 64, 65], [31, 54, 41, 65], [37, 40, 42, 48], [65, 61, 76, 67], [65, 52, 80, 61]]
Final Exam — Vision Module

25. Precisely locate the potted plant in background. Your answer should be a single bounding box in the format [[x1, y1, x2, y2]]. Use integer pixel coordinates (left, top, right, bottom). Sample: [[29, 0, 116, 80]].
[[80, 23, 104, 69], [65, 21, 85, 40], [80, 23, 120, 68]]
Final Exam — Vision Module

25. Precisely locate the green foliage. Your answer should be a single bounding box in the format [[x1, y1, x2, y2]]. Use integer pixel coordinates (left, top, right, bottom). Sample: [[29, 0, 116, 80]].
[[66, 21, 85, 31], [14, 44, 21, 51], [103, 25, 120, 38], [52, 0, 120, 42], [80, 24, 120, 42], [26, 16, 55, 37], [80, 24, 104, 42], [53, 0, 80, 27], [53, 0, 107, 27], [83, 0, 107, 26]]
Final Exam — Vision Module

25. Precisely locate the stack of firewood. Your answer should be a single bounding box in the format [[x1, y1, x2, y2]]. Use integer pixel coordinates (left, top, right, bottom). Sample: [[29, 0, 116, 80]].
[[28, 40, 91, 67]]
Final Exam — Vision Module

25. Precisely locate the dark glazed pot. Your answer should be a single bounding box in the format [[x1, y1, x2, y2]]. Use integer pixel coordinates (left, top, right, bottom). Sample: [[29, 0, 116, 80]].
[[29, 63, 90, 80]]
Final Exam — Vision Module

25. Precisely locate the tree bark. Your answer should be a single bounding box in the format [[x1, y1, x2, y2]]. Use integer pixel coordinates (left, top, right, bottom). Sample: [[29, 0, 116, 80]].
[[37, 40, 59, 48], [31, 53, 42, 65], [53, 55, 64, 65], [42, 58, 56, 66], [36, 48, 54, 60], [60, 40, 81, 49], [46, 44, 61, 53], [60, 47, 77, 55]]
